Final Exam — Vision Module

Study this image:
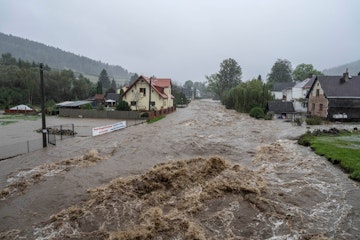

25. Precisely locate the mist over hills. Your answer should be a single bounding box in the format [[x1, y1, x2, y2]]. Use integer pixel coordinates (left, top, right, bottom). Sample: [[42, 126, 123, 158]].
[[0, 32, 133, 83], [1, 32, 359, 83], [322, 59, 360, 76]]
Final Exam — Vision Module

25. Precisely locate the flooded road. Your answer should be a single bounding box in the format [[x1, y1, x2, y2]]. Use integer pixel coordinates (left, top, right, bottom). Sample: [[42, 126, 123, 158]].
[[0, 99, 359, 239]]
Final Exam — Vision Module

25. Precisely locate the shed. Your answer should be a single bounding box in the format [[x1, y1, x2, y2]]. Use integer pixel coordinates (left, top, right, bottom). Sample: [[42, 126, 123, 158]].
[[266, 100, 295, 119]]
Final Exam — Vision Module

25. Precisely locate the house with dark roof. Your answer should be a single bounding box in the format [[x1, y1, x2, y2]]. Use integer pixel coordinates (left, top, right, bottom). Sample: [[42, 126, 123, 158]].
[[265, 100, 296, 119], [271, 82, 296, 100], [121, 75, 174, 111], [306, 71, 360, 120]]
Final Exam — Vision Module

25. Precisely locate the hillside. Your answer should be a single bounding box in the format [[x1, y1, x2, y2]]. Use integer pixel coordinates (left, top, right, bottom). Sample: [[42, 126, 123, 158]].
[[0, 32, 133, 83], [323, 59, 360, 76]]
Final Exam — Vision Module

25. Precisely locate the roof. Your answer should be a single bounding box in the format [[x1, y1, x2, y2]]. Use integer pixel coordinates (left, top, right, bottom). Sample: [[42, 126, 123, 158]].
[[272, 82, 296, 91], [94, 94, 105, 100], [308, 75, 360, 98], [56, 100, 92, 107], [152, 78, 171, 88], [106, 93, 120, 101], [294, 77, 315, 89], [10, 104, 33, 111], [267, 100, 295, 114]]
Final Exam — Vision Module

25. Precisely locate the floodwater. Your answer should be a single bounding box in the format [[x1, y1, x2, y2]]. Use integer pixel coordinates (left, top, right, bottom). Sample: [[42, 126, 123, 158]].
[[0, 99, 359, 239]]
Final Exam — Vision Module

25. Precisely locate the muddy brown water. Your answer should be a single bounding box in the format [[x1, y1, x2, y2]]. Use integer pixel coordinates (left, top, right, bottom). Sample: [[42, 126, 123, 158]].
[[0, 99, 359, 239]]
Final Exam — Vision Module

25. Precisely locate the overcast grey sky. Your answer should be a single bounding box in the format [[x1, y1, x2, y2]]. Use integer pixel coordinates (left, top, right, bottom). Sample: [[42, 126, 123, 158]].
[[1, 0, 359, 83]]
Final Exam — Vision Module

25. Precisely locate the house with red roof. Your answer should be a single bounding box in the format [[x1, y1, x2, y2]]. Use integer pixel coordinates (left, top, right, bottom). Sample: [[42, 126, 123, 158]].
[[121, 75, 174, 111]]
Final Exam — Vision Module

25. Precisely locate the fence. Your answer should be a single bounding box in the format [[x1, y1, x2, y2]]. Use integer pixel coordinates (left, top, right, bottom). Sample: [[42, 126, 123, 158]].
[[46, 124, 75, 145], [59, 109, 144, 119], [0, 124, 76, 160], [0, 138, 43, 160]]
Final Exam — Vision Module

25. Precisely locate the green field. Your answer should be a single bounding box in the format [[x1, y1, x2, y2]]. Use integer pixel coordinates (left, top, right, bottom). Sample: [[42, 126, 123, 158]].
[[298, 130, 360, 180]]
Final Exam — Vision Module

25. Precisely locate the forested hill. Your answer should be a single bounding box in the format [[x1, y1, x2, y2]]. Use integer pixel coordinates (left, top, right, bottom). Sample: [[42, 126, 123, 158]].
[[0, 32, 133, 81], [323, 59, 360, 76]]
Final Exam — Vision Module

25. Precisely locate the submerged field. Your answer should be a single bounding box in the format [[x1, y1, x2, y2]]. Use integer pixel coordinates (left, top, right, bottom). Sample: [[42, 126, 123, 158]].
[[298, 129, 360, 180]]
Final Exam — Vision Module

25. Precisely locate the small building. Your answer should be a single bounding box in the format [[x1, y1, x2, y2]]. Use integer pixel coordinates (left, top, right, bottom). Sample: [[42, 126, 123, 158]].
[[5, 104, 36, 114], [306, 71, 360, 120], [87, 94, 105, 107], [121, 75, 174, 111], [265, 100, 296, 119], [105, 93, 120, 107]]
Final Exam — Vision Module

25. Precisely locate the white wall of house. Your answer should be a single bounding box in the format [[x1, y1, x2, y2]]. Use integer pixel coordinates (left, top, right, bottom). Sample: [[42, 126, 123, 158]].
[[272, 91, 283, 100]]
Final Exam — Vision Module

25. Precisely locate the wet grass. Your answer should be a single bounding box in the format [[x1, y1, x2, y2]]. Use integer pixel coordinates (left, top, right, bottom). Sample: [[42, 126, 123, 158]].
[[298, 130, 360, 181], [0, 114, 39, 126], [147, 115, 165, 124]]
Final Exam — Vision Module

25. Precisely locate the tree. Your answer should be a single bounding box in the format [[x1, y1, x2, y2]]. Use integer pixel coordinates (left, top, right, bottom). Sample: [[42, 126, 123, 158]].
[[129, 73, 139, 85], [293, 63, 323, 81], [98, 69, 110, 90], [183, 80, 194, 98], [218, 58, 242, 91], [96, 81, 103, 94], [116, 100, 131, 111], [0, 53, 17, 66], [206, 73, 221, 100], [267, 59, 293, 83], [222, 79, 273, 113], [111, 78, 117, 90], [206, 58, 242, 100]]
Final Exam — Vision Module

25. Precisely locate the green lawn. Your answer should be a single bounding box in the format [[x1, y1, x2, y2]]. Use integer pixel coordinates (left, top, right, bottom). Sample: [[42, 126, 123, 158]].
[[298, 130, 360, 180]]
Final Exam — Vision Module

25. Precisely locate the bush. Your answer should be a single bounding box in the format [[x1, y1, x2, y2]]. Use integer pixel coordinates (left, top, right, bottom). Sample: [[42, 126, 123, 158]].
[[116, 100, 131, 111], [294, 118, 303, 126], [264, 111, 274, 120], [96, 104, 105, 111], [306, 116, 322, 125], [81, 103, 93, 109], [249, 107, 265, 119]]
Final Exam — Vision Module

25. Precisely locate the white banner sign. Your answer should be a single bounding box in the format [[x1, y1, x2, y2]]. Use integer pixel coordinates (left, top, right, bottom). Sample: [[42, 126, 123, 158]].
[[92, 121, 126, 136]]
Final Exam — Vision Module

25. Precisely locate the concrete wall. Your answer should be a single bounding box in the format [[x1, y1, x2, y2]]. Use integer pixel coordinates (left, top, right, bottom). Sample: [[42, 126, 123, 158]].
[[59, 109, 143, 119]]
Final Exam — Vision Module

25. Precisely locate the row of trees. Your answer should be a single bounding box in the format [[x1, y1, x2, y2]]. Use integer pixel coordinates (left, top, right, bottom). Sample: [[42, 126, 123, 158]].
[[206, 58, 324, 113], [0, 53, 96, 108], [267, 59, 323, 83]]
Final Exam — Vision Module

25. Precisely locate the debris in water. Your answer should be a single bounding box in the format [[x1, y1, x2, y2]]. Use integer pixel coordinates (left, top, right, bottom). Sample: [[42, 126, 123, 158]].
[[34, 157, 282, 239], [0, 149, 106, 200]]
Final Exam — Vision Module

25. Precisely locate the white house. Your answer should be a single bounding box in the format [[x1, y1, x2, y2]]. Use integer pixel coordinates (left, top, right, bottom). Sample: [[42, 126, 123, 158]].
[[287, 77, 315, 113], [121, 75, 174, 111]]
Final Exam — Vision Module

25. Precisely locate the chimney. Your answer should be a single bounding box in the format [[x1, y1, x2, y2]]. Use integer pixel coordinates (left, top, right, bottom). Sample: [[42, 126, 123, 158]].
[[340, 68, 349, 83]]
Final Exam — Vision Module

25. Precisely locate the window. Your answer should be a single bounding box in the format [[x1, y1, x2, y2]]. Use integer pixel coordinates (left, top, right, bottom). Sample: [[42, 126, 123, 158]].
[[319, 104, 323, 111], [312, 103, 315, 111], [316, 89, 320, 96], [140, 88, 146, 96], [150, 101, 155, 106], [131, 101, 137, 106]]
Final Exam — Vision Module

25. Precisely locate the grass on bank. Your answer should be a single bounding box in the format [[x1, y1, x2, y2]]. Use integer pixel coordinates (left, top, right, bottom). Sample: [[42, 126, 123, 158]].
[[0, 114, 40, 126], [147, 115, 165, 124], [298, 130, 360, 181]]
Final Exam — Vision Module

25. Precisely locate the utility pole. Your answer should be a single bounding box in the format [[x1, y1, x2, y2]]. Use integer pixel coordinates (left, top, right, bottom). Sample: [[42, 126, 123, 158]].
[[148, 77, 152, 111], [40, 63, 47, 148]]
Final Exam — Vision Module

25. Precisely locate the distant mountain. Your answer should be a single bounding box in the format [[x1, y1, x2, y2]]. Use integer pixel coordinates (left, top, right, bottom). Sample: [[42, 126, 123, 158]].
[[0, 32, 133, 83], [323, 59, 360, 76]]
